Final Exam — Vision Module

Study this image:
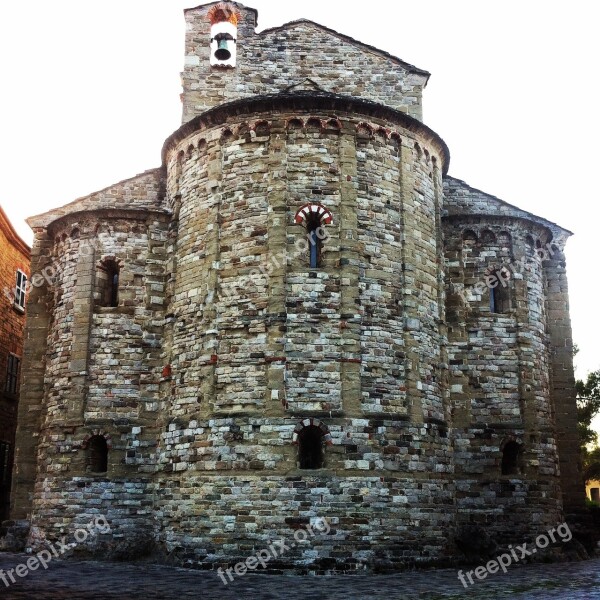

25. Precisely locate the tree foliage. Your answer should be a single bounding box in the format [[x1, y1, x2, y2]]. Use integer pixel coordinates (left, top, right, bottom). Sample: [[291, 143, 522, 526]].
[[584, 447, 600, 483], [576, 370, 600, 448], [576, 369, 600, 482]]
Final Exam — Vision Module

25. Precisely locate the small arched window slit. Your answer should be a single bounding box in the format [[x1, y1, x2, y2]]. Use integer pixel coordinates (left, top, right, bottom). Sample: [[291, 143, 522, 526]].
[[490, 283, 510, 314], [107, 262, 119, 307], [294, 204, 334, 269], [298, 426, 324, 469], [97, 259, 120, 308], [307, 215, 322, 268], [87, 435, 108, 473], [501, 441, 521, 475]]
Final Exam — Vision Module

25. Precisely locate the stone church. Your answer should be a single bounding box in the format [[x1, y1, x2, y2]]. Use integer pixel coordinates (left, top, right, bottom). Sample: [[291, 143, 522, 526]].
[[7, 1, 583, 569]]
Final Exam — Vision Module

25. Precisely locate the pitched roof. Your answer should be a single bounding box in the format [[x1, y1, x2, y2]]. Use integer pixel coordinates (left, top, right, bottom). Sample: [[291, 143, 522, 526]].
[[27, 169, 167, 230], [259, 19, 430, 81], [443, 175, 573, 243]]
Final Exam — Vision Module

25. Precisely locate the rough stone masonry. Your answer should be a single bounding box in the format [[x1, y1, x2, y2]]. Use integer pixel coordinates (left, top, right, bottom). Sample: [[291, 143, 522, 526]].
[[5, 1, 584, 571]]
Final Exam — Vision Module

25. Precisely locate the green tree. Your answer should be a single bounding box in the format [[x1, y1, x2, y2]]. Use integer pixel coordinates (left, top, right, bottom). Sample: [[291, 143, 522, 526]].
[[584, 446, 600, 483], [576, 369, 600, 483], [576, 370, 600, 449]]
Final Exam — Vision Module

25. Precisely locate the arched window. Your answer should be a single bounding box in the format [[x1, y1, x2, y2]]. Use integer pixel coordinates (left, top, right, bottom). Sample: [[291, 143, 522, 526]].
[[298, 426, 324, 469], [107, 262, 119, 307], [98, 259, 120, 308], [294, 203, 333, 269], [501, 441, 521, 475], [490, 284, 510, 314], [306, 214, 322, 269], [87, 435, 108, 473]]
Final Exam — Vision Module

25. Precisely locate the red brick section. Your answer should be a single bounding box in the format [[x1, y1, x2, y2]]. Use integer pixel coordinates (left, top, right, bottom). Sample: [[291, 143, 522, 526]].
[[0, 206, 30, 521]]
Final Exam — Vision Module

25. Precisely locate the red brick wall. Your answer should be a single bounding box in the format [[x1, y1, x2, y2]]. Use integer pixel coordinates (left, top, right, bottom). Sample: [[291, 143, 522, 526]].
[[0, 208, 30, 520]]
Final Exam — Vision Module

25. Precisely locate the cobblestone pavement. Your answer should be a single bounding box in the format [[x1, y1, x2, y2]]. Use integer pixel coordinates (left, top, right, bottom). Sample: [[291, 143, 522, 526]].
[[1, 553, 599, 599]]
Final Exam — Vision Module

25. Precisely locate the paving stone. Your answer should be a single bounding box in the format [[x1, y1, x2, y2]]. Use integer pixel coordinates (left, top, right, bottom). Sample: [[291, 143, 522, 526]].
[[1, 553, 600, 599]]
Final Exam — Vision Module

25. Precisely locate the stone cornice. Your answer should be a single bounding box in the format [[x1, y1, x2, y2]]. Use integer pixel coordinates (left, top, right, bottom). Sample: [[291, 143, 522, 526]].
[[443, 175, 573, 244], [45, 208, 172, 238], [162, 92, 451, 174], [442, 212, 559, 244], [27, 168, 167, 230]]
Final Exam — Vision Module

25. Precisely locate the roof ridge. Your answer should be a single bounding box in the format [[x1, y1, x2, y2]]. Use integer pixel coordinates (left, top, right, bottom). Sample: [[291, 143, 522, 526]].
[[444, 175, 573, 237], [257, 18, 430, 79], [26, 168, 164, 228]]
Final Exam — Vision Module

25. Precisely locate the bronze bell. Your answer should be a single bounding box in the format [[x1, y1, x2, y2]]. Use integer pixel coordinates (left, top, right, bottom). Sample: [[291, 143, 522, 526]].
[[215, 39, 231, 61]]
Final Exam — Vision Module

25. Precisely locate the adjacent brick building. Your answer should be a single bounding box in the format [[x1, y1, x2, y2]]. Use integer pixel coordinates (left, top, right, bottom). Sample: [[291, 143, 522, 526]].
[[0, 206, 30, 521], [7, 1, 584, 569]]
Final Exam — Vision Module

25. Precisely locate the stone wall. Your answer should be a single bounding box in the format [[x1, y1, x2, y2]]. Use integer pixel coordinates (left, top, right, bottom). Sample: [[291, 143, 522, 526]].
[[156, 98, 453, 568], [181, 2, 428, 123], [443, 177, 584, 515], [11, 173, 170, 554], [443, 179, 581, 540], [8, 1, 584, 570]]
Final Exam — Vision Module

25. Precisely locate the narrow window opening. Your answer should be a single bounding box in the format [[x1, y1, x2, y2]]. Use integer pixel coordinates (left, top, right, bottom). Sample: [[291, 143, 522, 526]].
[[490, 284, 509, 314], [99, 260, 120, 308], [591, 488, 600, 503], [501, 441, 521, 475], [14, 270, 27, 310], [298, 426, 324, 469], [87, 435, 108, 473], [307, 215, 322, 269], [295, 204, 332, 268], [109, 268, 119, 307], [5, 354, 20, 395]]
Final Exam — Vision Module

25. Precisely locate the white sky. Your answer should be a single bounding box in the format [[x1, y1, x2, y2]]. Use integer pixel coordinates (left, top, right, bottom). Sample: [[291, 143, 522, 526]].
[[1, 1, 599, 430]]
